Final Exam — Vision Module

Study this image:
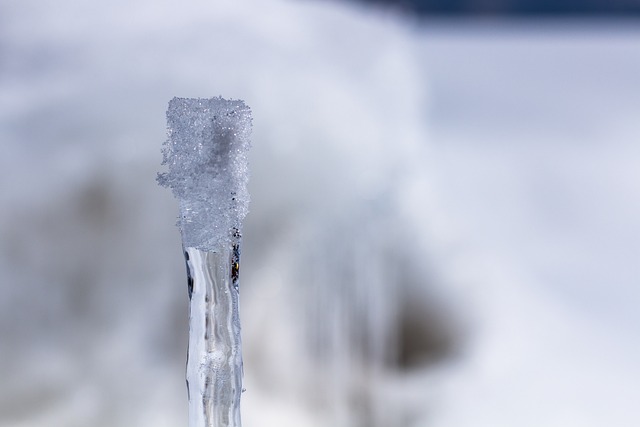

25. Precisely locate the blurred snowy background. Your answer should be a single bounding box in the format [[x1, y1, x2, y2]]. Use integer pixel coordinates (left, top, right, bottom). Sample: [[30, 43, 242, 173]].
[[1, 0, 639, 426]]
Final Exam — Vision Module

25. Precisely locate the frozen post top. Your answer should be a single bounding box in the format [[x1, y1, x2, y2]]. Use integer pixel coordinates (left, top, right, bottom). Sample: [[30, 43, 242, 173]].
[[158, 97, 252, 251]]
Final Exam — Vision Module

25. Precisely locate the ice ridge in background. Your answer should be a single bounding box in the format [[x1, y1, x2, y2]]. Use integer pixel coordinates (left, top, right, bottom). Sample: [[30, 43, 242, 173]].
[[158, 97, 252, 251]]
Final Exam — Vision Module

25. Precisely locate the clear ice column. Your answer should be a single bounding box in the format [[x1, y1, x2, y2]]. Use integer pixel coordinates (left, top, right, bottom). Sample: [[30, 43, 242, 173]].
[[184, 233, 243, 427]]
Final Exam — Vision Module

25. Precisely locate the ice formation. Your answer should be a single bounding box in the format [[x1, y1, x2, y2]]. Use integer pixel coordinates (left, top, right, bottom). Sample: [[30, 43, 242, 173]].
[[184, 246, 244, 427], [158, 97, 252, 252], [158, 97, 251, 427]]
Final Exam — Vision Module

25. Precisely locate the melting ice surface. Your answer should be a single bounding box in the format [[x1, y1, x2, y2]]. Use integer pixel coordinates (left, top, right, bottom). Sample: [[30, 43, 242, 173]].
[[184, 244, 243, 427], [158, 97, 251, 427]]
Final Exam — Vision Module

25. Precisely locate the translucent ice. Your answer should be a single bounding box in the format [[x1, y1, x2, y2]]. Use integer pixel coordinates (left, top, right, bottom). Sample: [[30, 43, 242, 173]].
[[185, 246, 243, 427], [158, 97, 250, 427], [158, 97, 252, 252]]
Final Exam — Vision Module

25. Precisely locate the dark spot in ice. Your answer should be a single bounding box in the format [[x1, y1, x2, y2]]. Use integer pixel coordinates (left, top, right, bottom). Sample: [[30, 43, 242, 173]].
[[187, 275, 194, 301], [231, 259, 240, 285], [184, 252, 193, 300], [205, 316, 210, 340], [231, 229, 241, 291]]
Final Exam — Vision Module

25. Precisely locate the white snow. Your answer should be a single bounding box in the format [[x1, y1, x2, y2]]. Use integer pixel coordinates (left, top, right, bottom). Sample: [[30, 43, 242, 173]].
[[158, 97, 251, 251]]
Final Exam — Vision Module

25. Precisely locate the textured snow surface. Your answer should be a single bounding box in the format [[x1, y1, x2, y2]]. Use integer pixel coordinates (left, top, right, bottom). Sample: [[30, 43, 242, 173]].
[[158, 97, 251, 251]]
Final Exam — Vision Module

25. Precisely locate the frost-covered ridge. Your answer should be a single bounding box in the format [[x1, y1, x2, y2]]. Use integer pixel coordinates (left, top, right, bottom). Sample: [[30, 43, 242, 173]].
[[158, 97, 252, 251]]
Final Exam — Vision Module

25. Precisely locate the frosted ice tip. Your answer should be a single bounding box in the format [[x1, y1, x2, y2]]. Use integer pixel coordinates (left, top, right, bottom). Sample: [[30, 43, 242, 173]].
[[158, 97, 252, 251]]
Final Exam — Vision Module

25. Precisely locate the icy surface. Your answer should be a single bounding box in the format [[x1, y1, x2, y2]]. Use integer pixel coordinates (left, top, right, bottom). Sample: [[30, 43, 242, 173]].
[[158, 97, 251, 252], [185, 247, 243, 427], [2, 0, 640, 426], [158, 97, 249, 426]]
